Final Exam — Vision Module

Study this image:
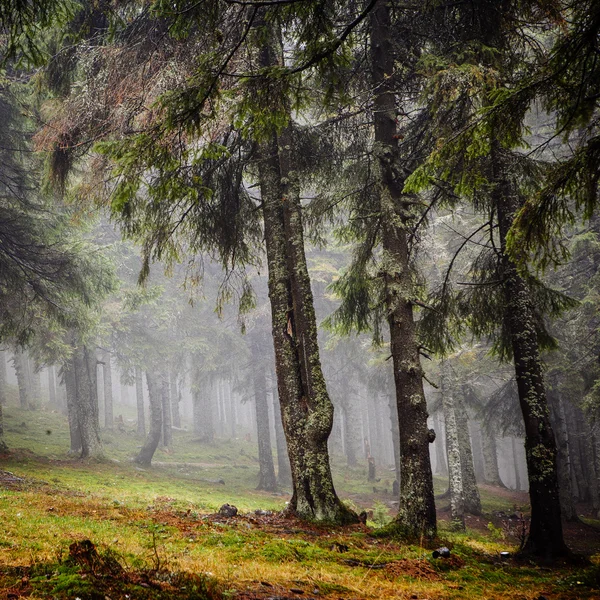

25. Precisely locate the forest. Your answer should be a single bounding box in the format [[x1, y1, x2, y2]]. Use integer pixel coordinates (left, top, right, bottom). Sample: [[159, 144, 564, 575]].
[[0, 0, 599, 598]]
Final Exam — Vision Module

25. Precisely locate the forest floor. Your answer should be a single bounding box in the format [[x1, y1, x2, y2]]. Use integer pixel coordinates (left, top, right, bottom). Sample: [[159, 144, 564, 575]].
[[0, 402, 599, 599]]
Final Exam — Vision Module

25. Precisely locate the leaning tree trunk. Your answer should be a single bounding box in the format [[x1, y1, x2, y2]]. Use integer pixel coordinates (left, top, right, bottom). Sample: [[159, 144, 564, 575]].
[[370, 2, 436, 538], [13, 349, 30, 410], [495, 152, 568, 557], [135, 366, 146, 437], [252, 340, 277, 491], [102, 350, 114, 429], [134, 371, 162, 466], [255, 31, 354, 523], [456, 392, 482, 514], [441, 362, 465, 530]]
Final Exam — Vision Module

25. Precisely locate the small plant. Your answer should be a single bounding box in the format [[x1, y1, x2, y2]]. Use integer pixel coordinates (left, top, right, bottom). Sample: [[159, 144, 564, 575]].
[[371, 502, 392, 527], [486, 521, 504, 541]]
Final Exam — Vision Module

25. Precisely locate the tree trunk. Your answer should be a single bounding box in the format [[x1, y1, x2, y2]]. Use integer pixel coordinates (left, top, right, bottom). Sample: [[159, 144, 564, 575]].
[[271, 373, 292, 487], [29, 358, 41, 408], [456, 392, 481, 514], [494, 152, 568, 556], [511, 436, 522, 491], [433, 411, 448, 477], [13, 349, 30, 410], [370, 2, 436, 538], [441, 363, 465, 530], [192, 369, 214, 443], [256, 29, 354, 523], [469, 419, 485, 482], [161, 373, 173, 448], [0, 350, 6, 406], [481, 424, 504, 486], [252, 346, 277, 491], [549, 391, 577, 521], [388, 393, 401, 484], [170, 370, 181, 429], [134, 371, 162, 466], [63, 339, 102, 459], [48, 365, 57, 408], [0, 401, 7, 452], [102, 350, 114, 429], [135, 366, 146, 437]]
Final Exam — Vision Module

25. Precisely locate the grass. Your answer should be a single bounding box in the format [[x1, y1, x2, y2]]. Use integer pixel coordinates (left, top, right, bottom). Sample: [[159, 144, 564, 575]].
[[1, 395, 599, 599]]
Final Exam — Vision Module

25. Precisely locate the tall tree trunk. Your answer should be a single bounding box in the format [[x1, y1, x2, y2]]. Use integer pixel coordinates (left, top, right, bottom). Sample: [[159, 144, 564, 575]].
[[252, 344, 277, 491], [48, 365, 57, 408], [102, 350, 114, 429], [370, 2, 436, 538], [511, 436, 522, 491], [162, 373, 173, 448], [548, 391, 577, 521], [441, 362, 465, 530], [134, 371, 162, 466], [271, 373, 292, 487], [170, 370, 181, 429], [64, 361, 82, 454], [388, 393, 401, 484], [433, 411, 448, 477], [74, 345, 103, 458], [29, 358, 41, 409], [456, 392, 481, 514], [192, 369, 214, 443], [64, 339, 102, 459], [0, 349, 7, 406], [0, 350, 6, 407], [258, 125, 354, 521], [494, 151, 568, 556], [0, 402, 6, 452], [135, 366, 146, 437], [481, 424, 504, 486], [469, 420, 486, 482], [13, 349, 30, 410]]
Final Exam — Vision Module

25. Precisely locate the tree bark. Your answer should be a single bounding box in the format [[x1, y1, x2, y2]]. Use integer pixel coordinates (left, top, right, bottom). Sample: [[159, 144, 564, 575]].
[[433, 411, 448, 477], [270, 373, 292, 487], [548, 391, 577, 521], [64, 362, 82, 454], [481, 424, 504, 486], [64, 339, 103, 459], [255, 29, 354, 523], [134, 371, 162, 466], [441, 362, 465, 530], [0, 401, 6, 452], [370, 1, 436, 538], [13, 349, 31, 410], [252, 343, 277, 491], [494, 152, 568, 556], [48, 365, 57, 408], [456, 392, 482, 514], [29, 358, 41, 408], [0, 350, 7, 406], [161, 372, 173, 448], [135, 366, 146, 437], [170, 370, 181, 429], [192, 368, 214, 443], [102, 350, 114, 429]]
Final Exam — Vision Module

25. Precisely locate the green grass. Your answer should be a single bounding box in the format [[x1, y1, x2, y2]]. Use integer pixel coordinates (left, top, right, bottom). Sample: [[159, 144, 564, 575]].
[[1, 394, 599, 599]]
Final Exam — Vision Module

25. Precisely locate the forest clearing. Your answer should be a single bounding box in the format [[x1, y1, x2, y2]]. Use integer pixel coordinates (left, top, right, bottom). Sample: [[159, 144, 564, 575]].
[[2, 0, 600, 598], [0, 399, 599, 600]]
